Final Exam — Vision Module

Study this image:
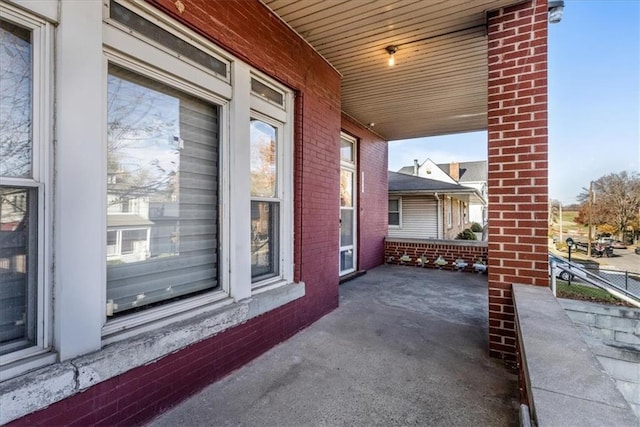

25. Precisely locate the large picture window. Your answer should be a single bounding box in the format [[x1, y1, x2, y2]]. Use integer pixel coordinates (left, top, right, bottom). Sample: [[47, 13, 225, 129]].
[[106, 64, 220, 316]]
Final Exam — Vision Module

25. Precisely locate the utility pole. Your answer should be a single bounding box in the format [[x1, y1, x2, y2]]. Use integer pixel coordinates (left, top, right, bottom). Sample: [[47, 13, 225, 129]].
[[559, 201, 563, 242], [587, 181, 593, 257]]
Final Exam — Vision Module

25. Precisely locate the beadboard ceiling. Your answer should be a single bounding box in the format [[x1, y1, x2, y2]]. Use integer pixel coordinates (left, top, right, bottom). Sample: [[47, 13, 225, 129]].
[[263, 0, 517, 141]]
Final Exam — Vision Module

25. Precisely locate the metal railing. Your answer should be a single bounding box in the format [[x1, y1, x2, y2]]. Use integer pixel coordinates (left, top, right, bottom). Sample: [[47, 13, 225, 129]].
[[550, 259, 640, 308]]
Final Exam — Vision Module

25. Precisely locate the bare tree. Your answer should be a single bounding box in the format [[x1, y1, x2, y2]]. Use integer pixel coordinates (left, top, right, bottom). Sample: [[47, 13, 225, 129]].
[[576, 171, 640, 239], [107, 72, 180, 207], [0, 21, 32, 177]]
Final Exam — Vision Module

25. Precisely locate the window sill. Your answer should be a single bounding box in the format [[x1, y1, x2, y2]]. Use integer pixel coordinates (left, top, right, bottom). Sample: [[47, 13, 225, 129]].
[[0, 281, 305, 425], [0, 350, 57, 382]]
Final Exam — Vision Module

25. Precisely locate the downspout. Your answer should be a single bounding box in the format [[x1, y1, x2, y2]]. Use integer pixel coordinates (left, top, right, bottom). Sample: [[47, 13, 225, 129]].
[[434, 192, 441, 239]]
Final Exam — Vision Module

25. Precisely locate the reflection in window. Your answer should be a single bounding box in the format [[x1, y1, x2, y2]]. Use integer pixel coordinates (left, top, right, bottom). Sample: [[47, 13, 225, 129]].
[[340, 170, 353, 207], [106, 64, 219, 316], [0, 187, 37, 355], [250, 118, 280, 284], [250, 120, 277, 198], [250, 78, 284, 106], [0, 20, 32, 178], [251, 201, 279, 280], [340, 137, 353, 163]]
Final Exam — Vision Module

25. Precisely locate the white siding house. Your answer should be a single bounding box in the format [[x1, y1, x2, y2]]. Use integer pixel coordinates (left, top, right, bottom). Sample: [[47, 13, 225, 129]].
[[388, 172, 485, 241], [388, 196, 439, 239]]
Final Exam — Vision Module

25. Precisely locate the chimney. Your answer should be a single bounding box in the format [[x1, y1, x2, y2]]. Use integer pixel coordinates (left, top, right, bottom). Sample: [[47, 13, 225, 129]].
[[413, 159, 419, 176], [450, 162, 459, 181]]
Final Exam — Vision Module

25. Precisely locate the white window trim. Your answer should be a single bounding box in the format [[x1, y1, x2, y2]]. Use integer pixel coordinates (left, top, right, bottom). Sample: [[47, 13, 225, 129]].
[[447, 197, 453, 228], [388, 196, 402, 228], [105, 0, 231, 83], [99, 3, 295, 337], [249, 73, 294, 291], [100, 48, 233, 338], [0, 2, 54, 379]]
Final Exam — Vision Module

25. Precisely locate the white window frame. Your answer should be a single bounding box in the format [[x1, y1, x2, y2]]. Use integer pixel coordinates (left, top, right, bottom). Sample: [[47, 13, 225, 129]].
[[0, 2, 55, 379], [447, 197, 453, 228], [339, 133, 357, 276], [100, 46, 232, 339], [99, 1, 295, 337], [249, 72, 294, 292], [388, 197, 402, 228]]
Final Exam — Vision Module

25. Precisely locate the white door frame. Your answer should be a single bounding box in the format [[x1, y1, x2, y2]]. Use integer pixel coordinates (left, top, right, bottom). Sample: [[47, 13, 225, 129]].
[[339, 133, 357, 276]]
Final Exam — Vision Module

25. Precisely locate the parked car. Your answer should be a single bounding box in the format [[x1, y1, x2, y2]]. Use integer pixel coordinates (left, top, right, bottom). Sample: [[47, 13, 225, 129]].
[[548, 253, 576, 281], [611, 240, 627, 249], [635, 246, 640, 255]]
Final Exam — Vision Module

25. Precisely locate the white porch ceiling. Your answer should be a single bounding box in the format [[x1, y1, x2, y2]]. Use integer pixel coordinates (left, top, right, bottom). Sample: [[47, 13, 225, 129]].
[[264, 0, 518, 141]]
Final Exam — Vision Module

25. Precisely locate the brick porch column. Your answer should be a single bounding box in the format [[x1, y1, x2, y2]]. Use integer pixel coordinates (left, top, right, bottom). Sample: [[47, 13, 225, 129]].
[[487, 0, 549, 361]]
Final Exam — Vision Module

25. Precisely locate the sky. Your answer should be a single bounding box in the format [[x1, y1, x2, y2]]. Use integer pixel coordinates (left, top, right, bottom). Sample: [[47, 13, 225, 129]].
[[388, 0, 640, 205]]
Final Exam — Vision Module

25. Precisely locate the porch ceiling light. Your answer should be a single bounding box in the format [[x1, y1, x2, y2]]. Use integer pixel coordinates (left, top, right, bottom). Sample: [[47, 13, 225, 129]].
[[548, 0, 565, 24], [386, 46, 397, 67]]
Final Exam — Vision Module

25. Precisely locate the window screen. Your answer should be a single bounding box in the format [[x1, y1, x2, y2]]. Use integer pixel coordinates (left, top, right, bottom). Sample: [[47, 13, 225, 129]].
[[106, 64, 219, 316]]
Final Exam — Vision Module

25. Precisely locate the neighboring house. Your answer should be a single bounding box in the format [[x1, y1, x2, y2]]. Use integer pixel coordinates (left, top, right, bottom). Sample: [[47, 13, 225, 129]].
[[1, 0, 550, 424], [388, 171, 485, 240], [398, 158, 457, 184], [398, 159, 488, 226], [438, 161, 488, 226]]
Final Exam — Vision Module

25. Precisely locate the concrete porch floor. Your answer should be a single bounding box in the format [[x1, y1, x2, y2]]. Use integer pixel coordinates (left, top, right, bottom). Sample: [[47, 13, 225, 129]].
[[149, 265, 519, 426]]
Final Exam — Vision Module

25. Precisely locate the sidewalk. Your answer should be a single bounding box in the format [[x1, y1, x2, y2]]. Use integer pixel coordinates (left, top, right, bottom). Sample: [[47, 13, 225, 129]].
[[149, 265, 518, 426]]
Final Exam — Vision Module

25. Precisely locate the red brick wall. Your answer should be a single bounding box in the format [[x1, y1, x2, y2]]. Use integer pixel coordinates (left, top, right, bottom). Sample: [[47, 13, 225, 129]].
[[10, 1, 343, 425], [385, 239, 488, 272], [9, 300, 310, 427], [487, 0, 549, 361], [341, 114, 388, 271]]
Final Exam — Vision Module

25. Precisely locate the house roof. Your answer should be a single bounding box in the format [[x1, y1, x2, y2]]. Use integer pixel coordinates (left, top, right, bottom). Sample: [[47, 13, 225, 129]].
[[388, 171, 485, 205], [264, 0, 519, 140], [437, 161, 487, 182], [397, 166, 415, 175]]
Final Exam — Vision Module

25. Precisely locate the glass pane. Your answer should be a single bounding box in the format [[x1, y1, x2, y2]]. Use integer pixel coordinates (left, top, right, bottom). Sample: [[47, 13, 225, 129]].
[[340, 170, 353, 207], [251, 201, 279, 282], [388, 199, 398, 212], [0, 20, 32, 178], [0, 187, 37, 355], [107, 64, 219, 316], [251, 78, 284, 106], [110, 1, 227, 77], [250, 120, 277, 197], [340, 208, 353, 247], [340, 137, 353, 162], [388, 212, 399, 226], [340, 249, 353, 272]]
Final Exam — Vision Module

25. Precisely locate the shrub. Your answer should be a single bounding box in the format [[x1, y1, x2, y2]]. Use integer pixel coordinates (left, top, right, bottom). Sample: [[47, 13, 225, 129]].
[[456, 228, 477, 240], [470, 222, 483, 232]]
